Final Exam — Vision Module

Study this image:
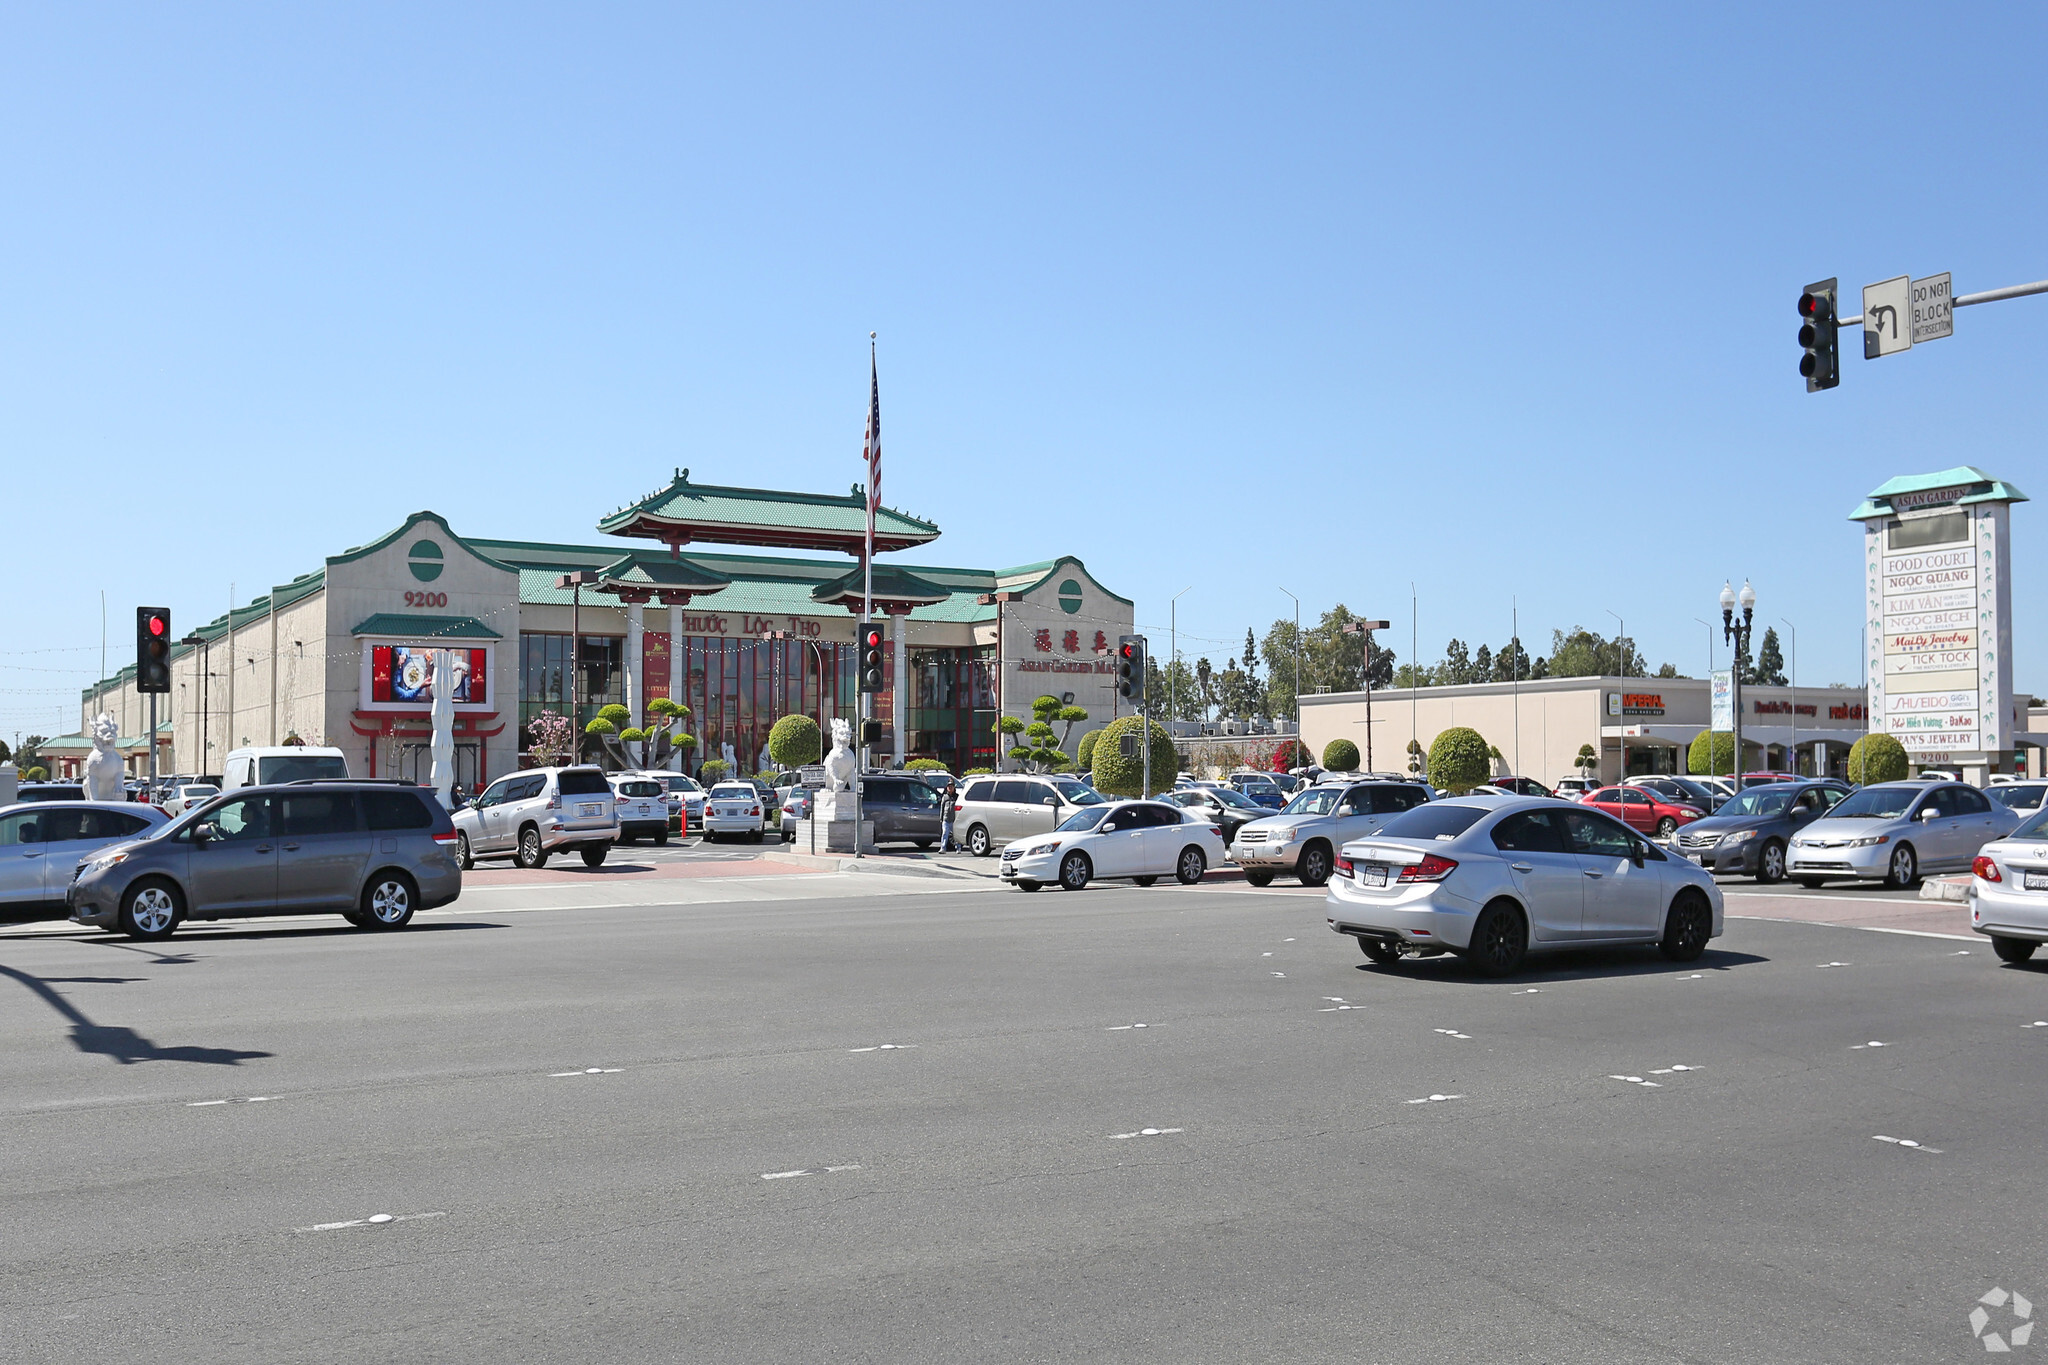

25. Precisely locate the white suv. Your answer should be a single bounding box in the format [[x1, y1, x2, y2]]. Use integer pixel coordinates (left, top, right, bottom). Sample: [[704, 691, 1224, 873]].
[[450, 766, 619, 869]]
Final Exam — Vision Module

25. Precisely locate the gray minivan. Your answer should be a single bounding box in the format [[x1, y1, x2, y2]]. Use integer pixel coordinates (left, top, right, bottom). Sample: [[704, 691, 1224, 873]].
[[955, 775, 1109, 856], [67, 782, 463, 940]]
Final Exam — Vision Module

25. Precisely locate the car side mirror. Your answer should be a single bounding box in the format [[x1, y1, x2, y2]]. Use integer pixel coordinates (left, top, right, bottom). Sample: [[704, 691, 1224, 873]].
[[1102, 822, 1119, 832], [1044, 795, 1059, 805], [1917, 807, 1938, 821], [193, 822, 216, 844]]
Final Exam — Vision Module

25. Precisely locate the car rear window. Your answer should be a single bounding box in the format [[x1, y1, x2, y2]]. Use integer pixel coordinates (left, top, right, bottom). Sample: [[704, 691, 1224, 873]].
[[616, 780, 663, 798], [257, 754, 349, 784], [364, 790, 435, 830], [1373, 804, 1490, 842], [711, 784, 755, 798], [556, 769, 612, 796]]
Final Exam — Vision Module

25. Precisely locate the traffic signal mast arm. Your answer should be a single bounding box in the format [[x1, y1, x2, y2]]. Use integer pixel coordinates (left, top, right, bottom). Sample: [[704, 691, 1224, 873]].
[[1834, 275, 2048, 327]]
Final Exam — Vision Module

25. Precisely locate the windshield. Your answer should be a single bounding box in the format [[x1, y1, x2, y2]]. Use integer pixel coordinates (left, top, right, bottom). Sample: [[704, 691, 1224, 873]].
[[2014, 809, 2048, 840], [1372, 804, 1489, 842], [1056, 806, 1110, 833], [1825, 786, 1919, 820], [1054, 782, 1106, 806], [1719, 788, 1794, 818], [1207, 788, 1260, 809], [1991, 785, 2047, 810], [1282, 788, 1344, 816], [257, 754, 348, 784], [178, 785, 219, 798], [665, 776, 702, 793]]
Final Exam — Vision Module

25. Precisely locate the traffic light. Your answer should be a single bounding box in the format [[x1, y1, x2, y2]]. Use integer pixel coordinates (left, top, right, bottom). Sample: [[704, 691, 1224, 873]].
[[1798, 278, 1839, 392], [136, 607, 171, 694], [857, 621, 886, 693], [1116, 634, 1147, 707], [859, 718, 883, 747]]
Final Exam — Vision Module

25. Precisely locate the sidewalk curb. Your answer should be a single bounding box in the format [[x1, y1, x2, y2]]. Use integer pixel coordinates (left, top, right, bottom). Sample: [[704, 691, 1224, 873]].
[[1919, 876, 1972, 904], [757, 849, 986, 880]]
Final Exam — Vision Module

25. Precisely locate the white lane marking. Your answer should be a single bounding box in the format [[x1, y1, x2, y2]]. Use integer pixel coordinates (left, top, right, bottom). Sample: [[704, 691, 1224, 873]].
[[1647, 1064, 1699, 1074], [295, 1210, 446, 1233], [1270, 972, 1287, 978], [1513, 988, 1543, 994], [1726, 915, 1979, 942], [1318, 1004, 1362, 1012], [761, 1164, 863, 1180], [1433, 1028, 1472, 1040], [1283, 938, 1296, 942], [1108, 1127, 1184, 1140], [1404, 1094, 1465, 1104], [2025, 1022, 2048, 1030], [847, 1044, 917, 1052], [1676, 973, 1704, 980], [548, 1067, 623, 1076], [1953, 950, 1972, 955], [1872, 1135, 1942, 1154], [1104, 1024, 1149, 1031], [1852, 1041, 1888, 1049], [1262, 952, 1273, 957], [1609, 1075, 1663, 1087], [187, 1096, 275, 1106], [1819, 961, 1850, 968]]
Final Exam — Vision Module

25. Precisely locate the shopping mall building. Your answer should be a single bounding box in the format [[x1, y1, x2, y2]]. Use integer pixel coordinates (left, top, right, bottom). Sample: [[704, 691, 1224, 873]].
[[69, 471, 1133, 787]]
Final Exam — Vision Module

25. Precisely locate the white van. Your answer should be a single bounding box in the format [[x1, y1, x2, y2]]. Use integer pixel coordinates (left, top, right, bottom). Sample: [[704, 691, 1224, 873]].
[[222, 746, 351, 790]]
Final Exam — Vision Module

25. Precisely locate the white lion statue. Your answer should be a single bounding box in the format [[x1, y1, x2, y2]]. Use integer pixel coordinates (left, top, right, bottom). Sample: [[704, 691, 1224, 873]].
[[81, 713, 124, 801], [824, 717, 856, 792]]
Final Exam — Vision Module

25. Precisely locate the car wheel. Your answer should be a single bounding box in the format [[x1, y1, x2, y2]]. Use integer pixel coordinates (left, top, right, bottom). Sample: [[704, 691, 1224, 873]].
[[1655, 817, 1677, 839], [967, 825, 991, 857], [1992, 936, 2039, 964], [1884, 843, 1919, 890], [1175, 846, 1207, 885], [1243, 869, 1275, 888], [1014, 880, 1041, 892], [1795, 877, 1825, 890], [1297, 843, 1332, 888], [515, 826, 548, 869], [343, 910, 371, 928], [361, 871, 417, 930], [1467, 901, 1527, 977], [580, 844, 609, 868], [1133, 875, 1158, 887], [1658, 891, 1712, 962], [1058, 851, 1092, 892], [914, 840, 934, 850], [655, 829, 668, 846], [118, 878, 181, 941], [1755, 839, 1785, 884], [455, 832, 474, 871], [1358, 937, 1401, 966]]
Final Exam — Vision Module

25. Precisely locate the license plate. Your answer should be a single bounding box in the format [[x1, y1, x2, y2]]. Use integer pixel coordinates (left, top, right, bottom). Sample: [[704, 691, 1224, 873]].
[[1358, 864, 1388, 887], [2026, 871, 2048, 891], [1001, 865, 1015, 877], [579, 804, 601, 817]]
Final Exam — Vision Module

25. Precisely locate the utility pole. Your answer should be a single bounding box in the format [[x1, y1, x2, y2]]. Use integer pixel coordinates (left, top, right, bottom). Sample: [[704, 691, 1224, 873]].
[[556, 571, 598, 754], [1340, 618, 1392, 772], [1170, 586, 1192, 727], [1279, 587, 1300, 744], [1780, 617, 1798, 775]]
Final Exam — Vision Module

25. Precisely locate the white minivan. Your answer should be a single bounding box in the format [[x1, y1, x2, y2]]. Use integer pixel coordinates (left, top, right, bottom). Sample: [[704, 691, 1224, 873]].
[[222, 746, 351, 790]]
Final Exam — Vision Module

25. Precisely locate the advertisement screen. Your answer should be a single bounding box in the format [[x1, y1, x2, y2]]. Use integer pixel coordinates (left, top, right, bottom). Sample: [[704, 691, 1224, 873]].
[[370, 646, 488, 704]]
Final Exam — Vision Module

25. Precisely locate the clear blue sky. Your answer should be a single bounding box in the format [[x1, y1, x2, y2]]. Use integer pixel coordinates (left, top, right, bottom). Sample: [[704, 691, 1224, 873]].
[[4, 3, 2044, 742]]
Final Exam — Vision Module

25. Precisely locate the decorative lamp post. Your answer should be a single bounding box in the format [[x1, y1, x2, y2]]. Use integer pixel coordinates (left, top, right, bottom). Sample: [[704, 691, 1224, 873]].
[[1721, 580, 1755, 787], [1340, 619, 1393, 771]]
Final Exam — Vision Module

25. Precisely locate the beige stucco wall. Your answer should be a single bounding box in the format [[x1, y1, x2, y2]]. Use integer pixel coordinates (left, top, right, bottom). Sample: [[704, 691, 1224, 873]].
[[974, 559, 1135, 763]]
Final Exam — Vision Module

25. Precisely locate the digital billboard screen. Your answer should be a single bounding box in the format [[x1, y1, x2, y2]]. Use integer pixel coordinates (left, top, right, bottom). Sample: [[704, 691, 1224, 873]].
[[370, 646, 488, 704]]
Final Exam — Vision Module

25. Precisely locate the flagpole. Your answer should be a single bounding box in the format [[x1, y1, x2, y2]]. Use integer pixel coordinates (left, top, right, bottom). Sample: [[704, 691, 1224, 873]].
[[856, 333, 877, 857]]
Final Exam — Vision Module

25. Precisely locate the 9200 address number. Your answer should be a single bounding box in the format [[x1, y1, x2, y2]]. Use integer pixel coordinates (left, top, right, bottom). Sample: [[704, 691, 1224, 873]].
[[404, 591, 449, 608]]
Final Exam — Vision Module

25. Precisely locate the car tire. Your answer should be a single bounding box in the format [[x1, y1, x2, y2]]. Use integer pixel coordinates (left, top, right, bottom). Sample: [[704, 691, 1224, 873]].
[[515, 826, 548, 869], [655, 830, 668, 846], [360, 871, 417, 930], [1297, 843, 1333, 888], [1058, 851, 1092, 892], [1467, 901, 1527, 977], [118, 878, 182, 941], [455, 832, 474, 871], [966, 825, 991, 857], [581, 844, 609, 868], [1755, 839, 1785, 884], [1658, 891, 1712, 962], [1133, 875, 1158, 887], [914, 840, 934, 851], [1014, 880, 1041, 892], [1884, 843, 1919, 890], [1358, 937, 1401, 966], [1175, 846, 1207, 885], [1795, 877, 1825, 889], [1655, 817, 1677, 839], [1992, 936, 2038, 964], [1243, 869, 1275, 888]]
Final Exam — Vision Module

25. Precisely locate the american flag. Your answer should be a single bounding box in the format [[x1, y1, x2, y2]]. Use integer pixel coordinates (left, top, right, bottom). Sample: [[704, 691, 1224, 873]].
[[862, 342, 881, 525]]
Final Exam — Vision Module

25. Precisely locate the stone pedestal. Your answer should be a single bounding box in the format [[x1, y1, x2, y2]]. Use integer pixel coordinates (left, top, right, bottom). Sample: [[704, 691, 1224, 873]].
[[790, 817, 874, 854]]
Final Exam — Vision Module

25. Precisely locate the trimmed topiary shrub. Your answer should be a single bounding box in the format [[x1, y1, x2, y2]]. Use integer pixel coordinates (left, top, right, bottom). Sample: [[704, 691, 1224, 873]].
[[1091, 716, 1179, 797], [1076, 729, 1100, 772], [1848, 732, 1908, 785], [619, 727, 647, 743], [584, 717, 617, 735], [1427, 727, 1491, 795], [1687, 730, 1735, 777], [647, 697, 689, 719], [699, 758, 731, 785], [905, 757, 948, 772], [962, 766, 994, 776], [24, 766, 47, 780], [596, 704, 632, 728], [768, 714, 823, 769], [1321, 738, 1361, 772]]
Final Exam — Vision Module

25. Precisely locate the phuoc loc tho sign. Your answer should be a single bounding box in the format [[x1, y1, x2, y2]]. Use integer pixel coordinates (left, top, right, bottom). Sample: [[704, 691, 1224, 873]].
[[1852, 467, 2027, 760]]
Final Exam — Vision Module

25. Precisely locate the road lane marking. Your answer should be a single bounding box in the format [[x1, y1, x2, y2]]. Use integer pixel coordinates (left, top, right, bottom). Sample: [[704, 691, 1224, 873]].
[[296, 1210, 447, 1232], [187, 1096, 274, 1106], [761, 1165, 862, 1180], [548, 1068, 623, 1076], [1105, 1024, 1149, 1030], [1872, 1135, 1942, 1154], [847, 1044, 917, 1052], [1433, 1028, 1472, 1039], [1405, 1094, 1464, 1104], [1108, 1127, 1184, 1139]]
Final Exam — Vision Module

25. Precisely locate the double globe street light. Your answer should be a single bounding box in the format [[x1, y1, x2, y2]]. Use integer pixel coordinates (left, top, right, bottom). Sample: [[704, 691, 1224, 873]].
[[1720, 579, 1756, 786]]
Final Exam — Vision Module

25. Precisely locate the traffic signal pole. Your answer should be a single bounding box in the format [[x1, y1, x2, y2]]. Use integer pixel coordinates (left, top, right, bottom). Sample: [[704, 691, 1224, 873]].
[[1801, 273, 2048, 390]]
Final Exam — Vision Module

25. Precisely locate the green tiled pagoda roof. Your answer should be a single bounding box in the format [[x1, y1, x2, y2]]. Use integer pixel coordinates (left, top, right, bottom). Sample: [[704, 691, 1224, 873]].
[[595, 468, 941, 553], [809, 564, 953, 608], [349, 613, 504, 641], [1849, 465, 2028, 520]]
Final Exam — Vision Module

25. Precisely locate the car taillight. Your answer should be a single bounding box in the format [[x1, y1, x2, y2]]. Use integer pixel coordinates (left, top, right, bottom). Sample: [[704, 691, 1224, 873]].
[[748, 807, 759, 817], [547, 791, 560, 810], [432, 831, 458, 845], [953, 803, 964, 814], [1334, 852, 1354, 876], [1209, 826, 1222, 839], [1397, 854, 1458, 883], [1974, 855, 2002, 883]]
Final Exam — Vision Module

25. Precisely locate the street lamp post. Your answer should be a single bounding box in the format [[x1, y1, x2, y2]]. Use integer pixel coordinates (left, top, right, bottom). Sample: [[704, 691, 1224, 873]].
[[976, 592, 1015, 770], [1606, 609, 1625, 779], [1279, 587, 1300, 750], [1779, 617, 1798, 775], [1340, 619, 1393, 771], [1721, 580, 1755, 787], [1170, 586, 1192, 727], [556, 571, 598, 752], [179, 633, 210, 777]]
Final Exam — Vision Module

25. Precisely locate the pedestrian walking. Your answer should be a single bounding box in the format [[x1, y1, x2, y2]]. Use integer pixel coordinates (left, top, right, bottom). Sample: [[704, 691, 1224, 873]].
[[940, 777, 958, 852]]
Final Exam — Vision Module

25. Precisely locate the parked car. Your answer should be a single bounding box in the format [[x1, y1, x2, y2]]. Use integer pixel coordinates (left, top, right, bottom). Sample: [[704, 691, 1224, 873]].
[[1789, 780, 2020, 889], [161, 783, 221, 818], [1226, 773, 1288, 810], [1489, 776, 1555, 798], [1738, 771, 1801, 788], [66, 783, 461, 940], [1671, 780, 1851, 882], [0, 801, 169, 919], [609, 774, 671, 845], [648, 772, 707, 829], [1158, 786, 1269, 842], [1989, 783, 2048, 814], [1553, 777, 1598, 802], [954, 775, 1109, 857], [1580, 786, 1706, 840], [701, 782, 765, 842], [852, 775, 948, 848], [1627, 776, 1727, 814], [1229, 779, 1433, 888], [450, 766, 619, 868], [221, 745, 350, 790], [1000, 799, 1226, 892], [1969, 807, 2048, 961], [779, 786, 813, 838], [1324, 796, 1723, 975]]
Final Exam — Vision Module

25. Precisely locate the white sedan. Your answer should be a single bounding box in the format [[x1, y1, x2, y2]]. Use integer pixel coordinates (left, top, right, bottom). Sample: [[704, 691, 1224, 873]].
[[1000, 798, 1226, 892], [701, 782, 765, 842], [162, 783, 220, 817], [1969, 807, 2048, 961]]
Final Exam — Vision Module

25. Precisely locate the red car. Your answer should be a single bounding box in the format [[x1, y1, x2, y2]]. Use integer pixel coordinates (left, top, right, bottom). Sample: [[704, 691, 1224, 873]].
[[1583, 785, 1705, 838]]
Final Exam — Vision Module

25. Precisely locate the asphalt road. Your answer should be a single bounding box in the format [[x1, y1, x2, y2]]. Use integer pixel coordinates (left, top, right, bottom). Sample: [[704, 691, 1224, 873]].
[[4, 877, 2044, 1363]]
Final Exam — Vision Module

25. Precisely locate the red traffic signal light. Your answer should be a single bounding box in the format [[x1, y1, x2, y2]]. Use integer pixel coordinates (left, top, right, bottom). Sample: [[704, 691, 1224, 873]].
[[864, 627, 884, 649], [147, 614, 167, 636]]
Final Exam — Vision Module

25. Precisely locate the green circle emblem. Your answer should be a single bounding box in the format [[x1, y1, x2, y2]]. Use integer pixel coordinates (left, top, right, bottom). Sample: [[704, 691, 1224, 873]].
[[1058, 580, 1083, 615], [408, 540, 445, 582]]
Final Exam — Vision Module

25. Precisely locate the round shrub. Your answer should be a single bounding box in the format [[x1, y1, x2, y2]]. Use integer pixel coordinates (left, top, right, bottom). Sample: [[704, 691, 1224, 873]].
[[1321, 738, 1361, 772], [1076, 729, 1100, 772], [618, 727, 647, 743], [584, 717, 617, 735], [905, 757, 948, 772], [698, 758, 731, 784], [768, 714, 823, 769], [647, 697, 689, 719], [596, 704, 632, 728], [1687, 730, 1735, 777], [1090, 716, 1179, 797], [24, 766, 47, 780], [1848, 732, 1908, 785], [1427, 727, 1491, 795], [962, 766, 994, 776]]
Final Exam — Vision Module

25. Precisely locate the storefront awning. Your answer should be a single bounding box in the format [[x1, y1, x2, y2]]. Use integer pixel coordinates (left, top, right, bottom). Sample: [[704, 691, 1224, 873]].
[[351, 613, 502, 641]]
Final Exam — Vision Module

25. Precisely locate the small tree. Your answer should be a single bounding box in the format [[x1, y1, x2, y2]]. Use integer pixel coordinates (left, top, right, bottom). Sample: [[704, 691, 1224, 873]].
[[1091, 716, 1179, 797], [597, 704, 632, 729], [768, 714, 822, 770], [699, 758, 731, 785], [528, 709, 573, 767], [1848, 733, 1908, 785], [1321, 738, 1360, 772], [1575, 743, 1599, 780], [1427, 727, 1492, 795], [1405, 738, 1425, 776], [905, 757, 949, 773], [1076, 729, 1101, 773], [1272, 737, 1309, 771], [585, 717, 617, 736], [1687, 731, 1735, 777]]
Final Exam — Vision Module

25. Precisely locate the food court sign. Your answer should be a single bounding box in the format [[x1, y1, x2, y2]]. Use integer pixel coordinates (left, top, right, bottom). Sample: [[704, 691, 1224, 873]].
[[1852, 467, 2026, 758]]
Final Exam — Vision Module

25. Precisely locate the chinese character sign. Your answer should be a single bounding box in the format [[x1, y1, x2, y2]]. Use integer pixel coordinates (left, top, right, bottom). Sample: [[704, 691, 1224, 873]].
[[1034, 628, 1053, 653]]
